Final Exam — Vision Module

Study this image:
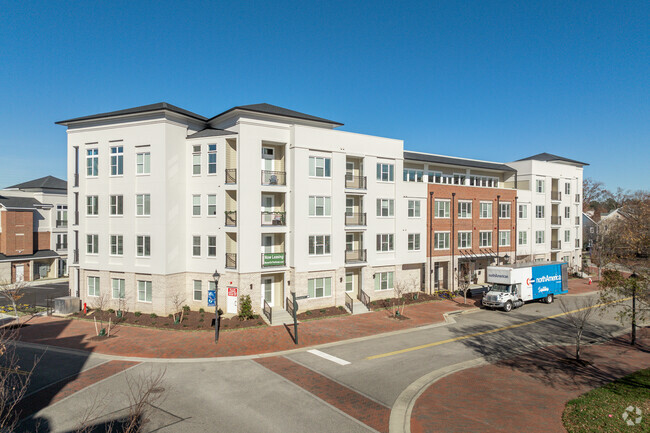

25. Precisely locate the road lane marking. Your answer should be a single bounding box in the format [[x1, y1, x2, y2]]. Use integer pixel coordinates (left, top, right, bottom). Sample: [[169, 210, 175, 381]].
[[307, 349, 351, 365], [366, 297, 631, 360]]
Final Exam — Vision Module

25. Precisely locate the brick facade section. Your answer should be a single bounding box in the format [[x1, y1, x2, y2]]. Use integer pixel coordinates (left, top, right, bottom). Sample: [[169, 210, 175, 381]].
[[0, 210, 34, 256], [34, 231, 51, 251], [11, 261, 31, 282]]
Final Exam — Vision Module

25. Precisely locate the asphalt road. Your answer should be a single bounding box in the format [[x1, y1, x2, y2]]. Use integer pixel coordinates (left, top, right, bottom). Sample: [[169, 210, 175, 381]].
[[16, 293, 636, 433], [0, 282, 69, 308]]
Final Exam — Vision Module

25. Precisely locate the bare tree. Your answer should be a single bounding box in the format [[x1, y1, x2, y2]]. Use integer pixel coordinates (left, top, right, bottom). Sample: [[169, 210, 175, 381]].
[[558, 296, 599, 361], [0, 280, 26, 321], [91, 293, 113, 336], [170, 291, 186, 324], [392, 277, 418, 317], [582, 177, 609, 212], [457, 271, 472, 304]]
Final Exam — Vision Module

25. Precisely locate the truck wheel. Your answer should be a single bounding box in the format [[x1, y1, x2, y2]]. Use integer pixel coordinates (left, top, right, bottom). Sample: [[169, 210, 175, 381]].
[[503, 301, 513, 312], [545, 294, 554, 304]]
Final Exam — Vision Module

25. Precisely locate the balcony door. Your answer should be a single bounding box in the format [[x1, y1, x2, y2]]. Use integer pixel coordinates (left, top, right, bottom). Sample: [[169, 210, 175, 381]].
[[262, 195, 274, 225], [262, 234, 274, 254], [262, 147, 275, 172]]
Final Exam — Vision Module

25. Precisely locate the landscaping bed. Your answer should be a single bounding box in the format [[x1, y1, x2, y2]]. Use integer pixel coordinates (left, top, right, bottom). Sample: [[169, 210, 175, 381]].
[[367, 292, 440, 311], [296, 305, 349, 321], [562, 368, 650, 432]]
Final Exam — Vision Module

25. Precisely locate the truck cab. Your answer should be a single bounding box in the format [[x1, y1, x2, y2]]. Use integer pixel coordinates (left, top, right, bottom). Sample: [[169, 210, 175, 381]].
[[482, 283, 521, 312]]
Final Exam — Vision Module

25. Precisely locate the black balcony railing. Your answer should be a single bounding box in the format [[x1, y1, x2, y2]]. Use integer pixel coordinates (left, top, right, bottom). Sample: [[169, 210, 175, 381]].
[[261, 252, 286, 267], [74, 211, 79, 226], [345, 249, 367, 264], [359, 289, 370, 309], [551, 240, 562, 250], [225, 253, 237, 269], [345, 293, 354, 314], [261, 211, 286, 226], [56, 220, 68, 228], [345, 174, 367, 189], [73, 249, 79, 264], [225, 211, 237, 227], [74, 173, 79, 187], [345, 212, 367, 226], [551, 191, 562, 201], [225, 168, 237, 184], [261, 170, 286, 186], [551, 216, 562, 225]]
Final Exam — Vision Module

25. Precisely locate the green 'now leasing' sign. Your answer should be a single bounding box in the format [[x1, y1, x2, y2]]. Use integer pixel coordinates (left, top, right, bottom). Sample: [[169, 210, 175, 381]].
[[263, 253, 285, 266]]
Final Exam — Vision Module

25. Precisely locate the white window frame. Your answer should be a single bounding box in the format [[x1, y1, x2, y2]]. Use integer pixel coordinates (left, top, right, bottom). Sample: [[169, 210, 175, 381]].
[[458, 231, 472, 249], [499, 203, 511, 219], [376, 163, 394, 182], [499, 230, 510, 247], [192, 145, 201, 175], [87, 234, 98, 255], [408, 233, 420, 251], [434, 200, 450, 218], [518, 231, 527, 245], [207, 236, 217, 257], [136, 194, 150, 216], [110, 195, 123, 216], [434, 232, 450, 250], [193, 280, 202, 301], [564, 206, 570, 219], [86, 148, 98, 177], [207, 194, 217, 216], [137, 280, 152, 303], [192, 195, 201, 216], [87, 276, 100, 297], [564, 230, 570, 243], [309, 156, 331, 178], [458, 201, 472, 219], [536, 179, 545, 193], [192, 235, 201, 257], [207, 144, 217, 174], [110, 146, 123, 176], [375, 271, 394, 291], [407, 200, 421, 218], [536, 205, 545, 219], [376, 199, 395, 217], [110, 235, 123, 256], [112, 278, 125, 299], [536, 230, 545, 244], [518, 204, 528, 219], [136, 235, 151, 257], [308, 277, 332, 298], [309, 196, 331, 217], [565, 182, 571, 195], [308, 235, 331, 255], [136, 152, 150, 175], [403, 168, 424, 182], [86, 196, 98, 216], [376, 234, 394, 252], [479, 202, 492, 219], [479, 231, 492, 248]]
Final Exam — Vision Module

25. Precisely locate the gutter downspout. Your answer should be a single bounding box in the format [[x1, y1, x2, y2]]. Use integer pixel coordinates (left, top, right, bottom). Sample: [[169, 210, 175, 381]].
[[451, 192, 456, 294]]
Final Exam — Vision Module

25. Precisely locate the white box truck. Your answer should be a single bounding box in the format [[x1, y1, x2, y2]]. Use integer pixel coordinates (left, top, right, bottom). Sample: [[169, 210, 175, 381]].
[[482, 262, 569, 312]]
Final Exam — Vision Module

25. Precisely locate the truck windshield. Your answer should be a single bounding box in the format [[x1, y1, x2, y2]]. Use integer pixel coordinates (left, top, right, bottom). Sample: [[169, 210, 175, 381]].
[[491, 284, 511, 293]]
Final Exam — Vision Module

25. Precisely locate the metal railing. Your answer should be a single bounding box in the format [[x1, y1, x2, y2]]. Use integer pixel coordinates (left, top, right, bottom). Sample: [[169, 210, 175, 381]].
[[575, 194, 580, 203], [551, 191, 562, 201], [74, 211, 79, 226], [345, 174, 367, 189], [551, 216, 562, 225], [263, 299, 272, 324], [286, 296, 295, 317], [261, 252, 286, 267], [74, 173, 79, 187], [551, 240, 562, 249], [344, 212, 366, 226], [345, 249, 367, 264], [359, 289, 370, 309], [261, 170, 286, 186], [575, 216, 580, 225], [225, 211, 237, 226], [225, 253, 237, 269], [225, 168, 237, 184], [345, 293, 354, 314], [56, 220, 68, 228], [73, 249, 79, 264], [261, 211, 286, 226]]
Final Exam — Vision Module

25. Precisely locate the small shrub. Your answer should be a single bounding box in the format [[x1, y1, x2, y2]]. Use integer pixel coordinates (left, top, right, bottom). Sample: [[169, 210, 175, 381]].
[[134, 311, 142, 317], [337, 306, 344, 311], [168, 314, 173, 318], [199, 308, 205, 313], [182, 305, 190, 312], [319, 309, 326, 313], [199, 318, 204, 322], [306, 310, 312, 315], [238, 295, 255, 320], [107, 308, 115, 314], [182, 324, 187, 327], [150, 313, 157, 318]]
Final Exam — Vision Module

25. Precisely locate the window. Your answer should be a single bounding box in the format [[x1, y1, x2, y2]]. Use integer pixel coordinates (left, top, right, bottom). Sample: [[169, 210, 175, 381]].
[[56, 205, 67, 226], [110, 195, 123, 216], [536, 205, 545, 218], [308, 277, 332, 298], [110, 235, 123, 256], [56, 233, 68, 250], [136, 152, 150, 174], [408, 233, 420, 251], [309, 196, 331, 216], [376, 163, 394, 182], [87, 234, 98, 254], [375, 271, 394, 291], [192, 236, 201, 256], [136, 235, 151, 257], [564, 230, 570, 243], [208, 144, 217, 174], [565, 183, 571, 195], [499, 203, 511, 219], [518, 231, 527, 245], [469, 175, 498, 188], [309, 235, 331, 255], [536, 230, 545, 244], [112, 278, 125, 299], [137, 280, 152, 303], [309, 156, 331, 178], [208, 236, 216, 257], [536, 179, 545, 193], [564, 207, 570, 219], [480, 202, 492, 219], [458, 201, 472, 218], [376, 199, 395, 217], [453, 173, 466, 185], [136, 194, 150, 216], [499, 230, 510, 246], [193, 280, 202, 301], [208, 195, 216, 216], [519, 204, 528, 219], [434, 232, 450, 250], [403, 168, 424, 182], [86, 149, 98, 177], [192, 145, 201, 175], [407, 200, 421, 217], [345, 273, 353, 292], [458, 232, 472, 249], [376, 234, 394, 252], [479, 231, 492, 247], [87, 276, 100, 297], [86, 196, 98, 216], [435, 200, 450, 218], [110, 146, 123, 176], [192, 195, 201, 216]]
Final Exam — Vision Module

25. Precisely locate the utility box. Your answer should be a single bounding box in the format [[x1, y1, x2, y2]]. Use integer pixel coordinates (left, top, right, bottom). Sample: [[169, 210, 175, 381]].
[[54, 296, 81, 315]]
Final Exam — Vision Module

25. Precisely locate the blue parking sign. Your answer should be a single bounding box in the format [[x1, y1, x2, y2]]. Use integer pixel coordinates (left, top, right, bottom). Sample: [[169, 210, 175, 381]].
[[207, 289, 216, 307]]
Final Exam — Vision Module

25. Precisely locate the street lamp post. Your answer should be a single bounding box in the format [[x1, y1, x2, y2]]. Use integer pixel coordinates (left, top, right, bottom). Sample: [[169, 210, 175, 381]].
[[213, 269, 221, 343]]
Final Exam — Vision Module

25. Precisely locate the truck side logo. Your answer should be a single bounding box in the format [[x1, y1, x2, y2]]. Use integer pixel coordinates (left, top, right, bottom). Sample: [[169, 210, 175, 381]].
[[526, 278, 532, 286]]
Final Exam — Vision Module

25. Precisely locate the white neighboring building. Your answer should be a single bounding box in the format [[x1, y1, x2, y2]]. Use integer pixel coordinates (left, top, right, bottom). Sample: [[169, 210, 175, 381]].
[[507, 153, 586, 270]]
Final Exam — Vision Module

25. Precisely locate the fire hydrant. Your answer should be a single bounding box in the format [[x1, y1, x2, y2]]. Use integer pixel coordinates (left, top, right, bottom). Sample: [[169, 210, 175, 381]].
[[588, 277, 592, 285], [83, 302, 87, 314]]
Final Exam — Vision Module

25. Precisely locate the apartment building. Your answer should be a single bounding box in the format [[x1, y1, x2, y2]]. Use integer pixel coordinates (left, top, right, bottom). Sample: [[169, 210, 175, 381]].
[[507, 153, 586, 270], [0, 176, 68, 282]]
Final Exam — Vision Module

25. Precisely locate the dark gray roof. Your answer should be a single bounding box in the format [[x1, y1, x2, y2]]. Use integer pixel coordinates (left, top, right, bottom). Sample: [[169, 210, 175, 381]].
[[187, 128, 238, 139], [208, 103, 343, 126], [404, 151, 517, 172], [516, 152, 589, 166], [6, 175, 66, 191], [0, 196, 41, 210], [0, 249, 60, 262], [56, 102, 207, 125]]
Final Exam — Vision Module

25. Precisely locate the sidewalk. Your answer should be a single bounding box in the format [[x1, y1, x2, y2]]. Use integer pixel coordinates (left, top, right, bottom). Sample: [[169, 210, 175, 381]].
[[12, 298, 478, 359]]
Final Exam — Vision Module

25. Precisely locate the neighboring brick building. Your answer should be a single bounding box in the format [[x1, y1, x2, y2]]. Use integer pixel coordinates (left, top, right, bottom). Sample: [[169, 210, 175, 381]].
[[0, 176, 68, 283]]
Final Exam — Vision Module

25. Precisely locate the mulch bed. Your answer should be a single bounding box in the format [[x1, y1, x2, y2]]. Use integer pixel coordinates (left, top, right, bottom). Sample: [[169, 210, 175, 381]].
[[296, 306, 349, 321], [70, 309, 267, 332], [368, 292, 439, 311]]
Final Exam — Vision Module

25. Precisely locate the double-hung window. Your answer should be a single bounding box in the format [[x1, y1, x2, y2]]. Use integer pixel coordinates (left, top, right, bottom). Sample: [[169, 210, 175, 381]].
[[458, 232, 472, 249], [112, 278, 125, 299], [308, 235, 331, 255], [110, 146, 123, 176], [208, 144, 217, 174], [192, 236, 201, 257], [564, 206, 570, 219], [375, 272, 394, 291], [110, 235, 123, 256], [458, 201, 472, 218], [376, 163, 394, 182], [207, 236, 217, 257], [309, 157, 331, 177], [309, 196, 331, 216], [479, 231, 492, 247], [536, 179, 545, 193], [136, 152, 150, 174], [435, 200, 450, 218], [434, 232, 450, 250], [408, 233, 420, 251], [565, 183, 571, 195], [564, 230, 570, 243], [86, 149, 98, 177], [499, 230, 510, 246], [87, 234, 98, 254], [110, 195, 123, 216], [136, 194, 150, 216], [518, 231, 527, 245], [87, 276, 100, 296], [193, 280, 202, 301], [136, 235, 151, 257], [536, 205, 545, 218], [480, 202, 492, 219], [376, 234, 394, 252], [137, 280, 152, 302], [536, 230, 545, 244], [499, 203, 511, 219], [86, 196, 98, 216], [407, 200, 421, 217], [518, 204, 528, 219], [192, 145, 201, 175], [376, 199, 394, 217], [207, 195, 216, 216], [308, 277, 332, 298], [192, 195, 201, 216]]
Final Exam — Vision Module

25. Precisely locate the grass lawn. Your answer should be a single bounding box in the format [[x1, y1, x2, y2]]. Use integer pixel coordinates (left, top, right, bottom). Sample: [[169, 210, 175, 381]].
[[563, 368, 650, 432]]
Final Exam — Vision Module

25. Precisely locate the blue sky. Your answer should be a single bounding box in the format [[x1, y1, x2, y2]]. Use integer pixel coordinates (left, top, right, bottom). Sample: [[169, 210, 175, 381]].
[[0, 0, 648, 190]]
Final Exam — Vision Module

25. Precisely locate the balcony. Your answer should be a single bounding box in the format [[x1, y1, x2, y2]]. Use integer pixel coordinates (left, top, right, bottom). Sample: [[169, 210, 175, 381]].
[[575, 216, 580, 225], [575, 194, 580, 203], [73, 173, 79, 188], [345, 174, 367, 190], [261, 170, 286, 186], [56, 220, 68, 228], [551, 216, 562, 225], [551, 240, 561, 250], [225, 168, 237, 184], [73, 249, 79, 264], [226, 253, 237, 269], [575, 238, 580, 248], [551, 191, 562, 201], [345, 249, 367, 264], [261, 212, 286, 226], [261, 252, 285, 267], [345, 212, 366, 226], [224, 211, 237, 227]]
